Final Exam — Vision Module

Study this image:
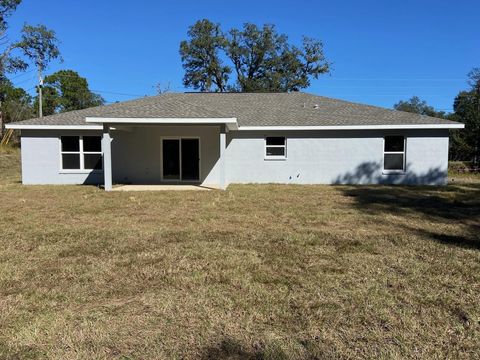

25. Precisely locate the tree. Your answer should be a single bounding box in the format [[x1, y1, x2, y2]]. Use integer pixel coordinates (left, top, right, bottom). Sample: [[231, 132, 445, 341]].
[[180, 19, 330, 92], [17, 24, 61, 73], [227, 24, 329, 92], [34, 69, 104, 116], [0, 76, 33, 135], [0, 0, 23, 74], [0, 1, 61, 137], [154, 81, 171, 94], [180, 19, 230, 92], [0, 2, 60, 76], [0, 0, 20, 28], [393, 96, 445, 118], [449, 68, 480, 164], [32, 85, 57, 116]]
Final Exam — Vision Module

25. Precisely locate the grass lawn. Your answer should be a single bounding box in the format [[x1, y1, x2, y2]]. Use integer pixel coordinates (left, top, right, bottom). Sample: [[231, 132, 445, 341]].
[[0, 149, 479, 359]]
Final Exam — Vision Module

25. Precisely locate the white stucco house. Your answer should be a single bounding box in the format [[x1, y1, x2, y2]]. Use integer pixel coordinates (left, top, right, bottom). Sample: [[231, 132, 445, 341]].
[[6, 92, 464, 190]]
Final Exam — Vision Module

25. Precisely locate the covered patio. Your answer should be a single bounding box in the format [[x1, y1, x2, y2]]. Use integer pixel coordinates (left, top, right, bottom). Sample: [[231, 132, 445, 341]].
[[88, 117, 238, 191]]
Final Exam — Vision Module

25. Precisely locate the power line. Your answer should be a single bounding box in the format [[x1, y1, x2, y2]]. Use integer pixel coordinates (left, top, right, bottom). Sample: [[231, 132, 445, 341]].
[[90, 89, 146, 97], [30, 70, 469, 82], [339, 94, 453, 97], [330, 78, 466, 81], [317, 85, 466, 89], [22, 85, 146, 98], [24, 72, 148, 97], [35, 71, 180, 97], [8, 69, 35, 81], [12, 76, 36, 87]]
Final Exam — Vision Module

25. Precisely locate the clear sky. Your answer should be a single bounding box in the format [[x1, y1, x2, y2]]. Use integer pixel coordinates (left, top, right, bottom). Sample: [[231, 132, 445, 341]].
[[6, 0, 479, 112]]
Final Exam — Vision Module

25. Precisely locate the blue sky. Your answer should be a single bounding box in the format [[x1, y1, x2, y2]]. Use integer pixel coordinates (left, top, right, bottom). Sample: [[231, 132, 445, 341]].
[[7, 0, 479, 112]]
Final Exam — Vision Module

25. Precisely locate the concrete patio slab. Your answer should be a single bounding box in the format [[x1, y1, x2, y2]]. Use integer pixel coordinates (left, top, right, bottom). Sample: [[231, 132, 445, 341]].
[[112, 185, 215, 191]]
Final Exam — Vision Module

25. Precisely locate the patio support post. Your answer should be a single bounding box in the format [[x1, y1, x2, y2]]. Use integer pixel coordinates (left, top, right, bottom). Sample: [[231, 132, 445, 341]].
[[219, 125, 226, 190], [102, 124, 113, 191]]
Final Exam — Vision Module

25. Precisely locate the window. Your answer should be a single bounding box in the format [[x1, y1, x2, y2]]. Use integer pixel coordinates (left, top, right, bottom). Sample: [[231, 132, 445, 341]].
[[265, 137, 286, 159], [384, 136, 405, 172], [60, 136, 102, 171]]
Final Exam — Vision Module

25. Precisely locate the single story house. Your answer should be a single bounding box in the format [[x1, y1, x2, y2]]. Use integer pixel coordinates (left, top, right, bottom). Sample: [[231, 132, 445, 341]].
[[6, 92, 464, 190]]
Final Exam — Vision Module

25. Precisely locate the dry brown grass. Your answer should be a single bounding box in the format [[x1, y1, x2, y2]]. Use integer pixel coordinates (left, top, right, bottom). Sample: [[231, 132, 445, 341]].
[[1, 149, 479, 359]]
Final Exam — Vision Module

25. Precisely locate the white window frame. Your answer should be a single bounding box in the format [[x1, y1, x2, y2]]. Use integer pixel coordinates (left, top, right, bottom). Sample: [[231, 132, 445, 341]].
[[383, 136, 406, 174], [264, 136, 287, 160], [59, 136, 103, 173]]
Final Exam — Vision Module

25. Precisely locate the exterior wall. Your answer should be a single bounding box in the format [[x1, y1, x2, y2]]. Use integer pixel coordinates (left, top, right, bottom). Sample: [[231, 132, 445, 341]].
[[19, 127, 450, 186], [19, 126, 222, 186], [20, 130, 104, 185], [111, 125, 221, 186], [225, 129, 450, 185]]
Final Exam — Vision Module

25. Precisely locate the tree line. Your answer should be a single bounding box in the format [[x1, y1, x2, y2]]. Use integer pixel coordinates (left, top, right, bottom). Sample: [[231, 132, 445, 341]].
[[1, 9, 477, 166], [0, 0, 103, 136], [180, 19, 478, 166], [393, 69, 480, 166]]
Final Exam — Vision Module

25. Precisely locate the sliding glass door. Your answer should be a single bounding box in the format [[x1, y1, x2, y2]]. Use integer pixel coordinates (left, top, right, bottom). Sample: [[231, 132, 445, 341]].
[[162, 138, 200, 181]]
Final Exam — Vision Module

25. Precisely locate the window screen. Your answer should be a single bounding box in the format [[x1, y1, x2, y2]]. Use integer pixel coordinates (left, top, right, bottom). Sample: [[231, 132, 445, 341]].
[[384, 136, 405, 172], [265, 137, 286, 158]]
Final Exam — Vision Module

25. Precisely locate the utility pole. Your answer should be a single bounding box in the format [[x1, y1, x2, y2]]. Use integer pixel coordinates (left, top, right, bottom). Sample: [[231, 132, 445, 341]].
[[0, 101, 3, 139], [475, 79, 480, 170], [38, 66, 43, 118]]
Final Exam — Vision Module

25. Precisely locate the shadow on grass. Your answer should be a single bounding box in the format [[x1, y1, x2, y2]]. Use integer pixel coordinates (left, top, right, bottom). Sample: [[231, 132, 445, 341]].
[[200, 336, 335, 360], [342, 184, 480, 220], [338, 180, 480, 250], [200, 338, 262, 360], [334, 161, 480, 224], [411, 228, 480, 250]]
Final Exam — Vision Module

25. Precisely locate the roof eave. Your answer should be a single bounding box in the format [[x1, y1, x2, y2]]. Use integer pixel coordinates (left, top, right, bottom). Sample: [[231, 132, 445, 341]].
[[85, 117, 239, 131], [238, 124, 465, 130], [5, 121, 464, 131], [5, 124, 103, 130]]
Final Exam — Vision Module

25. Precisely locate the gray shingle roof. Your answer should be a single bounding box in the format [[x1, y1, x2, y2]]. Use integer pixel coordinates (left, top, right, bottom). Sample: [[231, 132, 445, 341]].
[[9, 92, 461, 127]]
